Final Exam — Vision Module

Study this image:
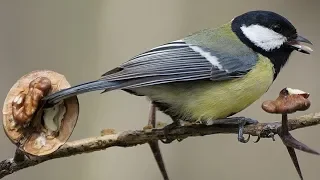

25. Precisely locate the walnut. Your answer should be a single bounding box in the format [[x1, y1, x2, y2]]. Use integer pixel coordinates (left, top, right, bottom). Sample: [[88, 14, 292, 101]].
[[12, 77, 52, 125], [2, 70, 79, 156]]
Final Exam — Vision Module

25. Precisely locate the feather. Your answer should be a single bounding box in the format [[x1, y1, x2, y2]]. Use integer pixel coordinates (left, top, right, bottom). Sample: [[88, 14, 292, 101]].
[[101, 40, 258, 85]]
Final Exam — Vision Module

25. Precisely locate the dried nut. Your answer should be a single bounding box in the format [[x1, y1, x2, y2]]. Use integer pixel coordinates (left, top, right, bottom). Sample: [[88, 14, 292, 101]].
[[2, 70, 79, 156], [262, 87, 310, 114], [12, 77, 51, 125]]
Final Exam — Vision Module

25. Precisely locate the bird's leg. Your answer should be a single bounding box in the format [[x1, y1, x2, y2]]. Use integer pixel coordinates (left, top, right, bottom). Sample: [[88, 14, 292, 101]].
[[203, 117, 258, 143], [147, 103, 170, 180]]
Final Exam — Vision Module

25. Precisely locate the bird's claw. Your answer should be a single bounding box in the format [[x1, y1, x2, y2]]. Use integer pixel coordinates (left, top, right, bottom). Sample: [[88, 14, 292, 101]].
[[160, 121, 180, 144], [238, 134, 250, 143], [237, 117, 257, 143], [203, 117, 258, 143], [253, 136, 261, 143], [253, 131, 275, 143]]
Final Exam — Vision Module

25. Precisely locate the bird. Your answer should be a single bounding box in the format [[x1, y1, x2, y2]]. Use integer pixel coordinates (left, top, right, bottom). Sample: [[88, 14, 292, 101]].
[[42, 10, 313, 143]]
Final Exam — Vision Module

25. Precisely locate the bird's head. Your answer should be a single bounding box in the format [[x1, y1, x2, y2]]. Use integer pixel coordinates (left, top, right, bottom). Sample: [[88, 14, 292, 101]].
[[231, 10, 313, 77], [232, 10, 313, 56]]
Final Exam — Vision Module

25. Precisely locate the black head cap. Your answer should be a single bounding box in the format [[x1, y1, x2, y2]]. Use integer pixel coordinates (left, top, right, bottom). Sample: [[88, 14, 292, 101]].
[[233, 11, 297, 39], [231, 10, 313, 78]]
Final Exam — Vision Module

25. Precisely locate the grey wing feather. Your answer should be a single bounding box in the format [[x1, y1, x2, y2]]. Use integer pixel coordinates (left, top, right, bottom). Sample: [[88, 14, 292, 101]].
[[42, 39, 259, 104], [101, 40, 258, 88]]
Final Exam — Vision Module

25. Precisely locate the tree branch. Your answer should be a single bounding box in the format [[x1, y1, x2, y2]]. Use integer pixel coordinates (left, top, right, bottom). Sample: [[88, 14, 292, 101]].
[[0, 112, 319, 179]]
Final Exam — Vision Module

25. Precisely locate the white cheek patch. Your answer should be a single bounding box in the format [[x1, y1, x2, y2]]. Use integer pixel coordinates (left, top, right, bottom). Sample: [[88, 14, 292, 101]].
[[240, 24, 287, 51]]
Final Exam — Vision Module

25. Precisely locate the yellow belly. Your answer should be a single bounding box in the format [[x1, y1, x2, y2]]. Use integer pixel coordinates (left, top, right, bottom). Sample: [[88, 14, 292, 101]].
[[135, 55, 274, 122]]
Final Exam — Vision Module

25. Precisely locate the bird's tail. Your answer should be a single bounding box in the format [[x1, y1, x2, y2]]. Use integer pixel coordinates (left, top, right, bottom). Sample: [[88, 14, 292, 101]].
[[42, 79, 121, 105]]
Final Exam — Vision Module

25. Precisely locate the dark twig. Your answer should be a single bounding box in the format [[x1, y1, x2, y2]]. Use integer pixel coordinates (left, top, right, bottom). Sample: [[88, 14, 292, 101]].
[[13, 149, 26, 163], [286, 146, 303, 180], [280, 112, 319, 180], [281, 113, 304, 180], [0, 112, 320, 179], [147, 103, 169, 180]]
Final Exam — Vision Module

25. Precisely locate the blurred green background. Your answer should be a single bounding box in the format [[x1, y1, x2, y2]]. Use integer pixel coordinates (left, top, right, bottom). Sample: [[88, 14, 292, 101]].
[[0, 1, 320, 180]]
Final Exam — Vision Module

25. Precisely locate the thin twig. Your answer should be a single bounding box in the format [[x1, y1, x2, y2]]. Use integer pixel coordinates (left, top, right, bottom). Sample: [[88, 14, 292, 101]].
[[147, 103, 169, 180], [0, 112, 320, 179]]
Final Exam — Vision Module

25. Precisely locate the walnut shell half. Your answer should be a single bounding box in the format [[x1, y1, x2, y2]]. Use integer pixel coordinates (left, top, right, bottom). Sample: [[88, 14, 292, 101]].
[[2, 70, 79, 156]]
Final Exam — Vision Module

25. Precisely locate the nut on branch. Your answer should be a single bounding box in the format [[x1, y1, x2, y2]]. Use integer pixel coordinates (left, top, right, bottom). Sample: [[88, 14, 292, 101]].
[[2, 70, 79, 156], [12, 77, 51, 125], [262, 87, 310, 114]]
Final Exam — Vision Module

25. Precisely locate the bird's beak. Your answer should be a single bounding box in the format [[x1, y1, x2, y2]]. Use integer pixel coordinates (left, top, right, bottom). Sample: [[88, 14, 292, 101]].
[[286, 35, 313, 54]]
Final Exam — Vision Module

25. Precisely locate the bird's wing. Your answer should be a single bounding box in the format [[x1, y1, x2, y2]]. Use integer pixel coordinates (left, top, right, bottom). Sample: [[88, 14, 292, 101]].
[[100, 40, 258, 89], [41, 38, 260, 104]]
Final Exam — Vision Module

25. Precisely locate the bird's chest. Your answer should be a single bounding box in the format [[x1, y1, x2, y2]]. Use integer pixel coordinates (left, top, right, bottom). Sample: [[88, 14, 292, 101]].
[[184, 56, 274, 121]]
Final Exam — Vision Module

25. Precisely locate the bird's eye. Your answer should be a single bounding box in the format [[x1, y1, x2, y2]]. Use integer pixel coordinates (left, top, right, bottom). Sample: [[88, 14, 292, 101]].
[[271, 24, 282, 33]]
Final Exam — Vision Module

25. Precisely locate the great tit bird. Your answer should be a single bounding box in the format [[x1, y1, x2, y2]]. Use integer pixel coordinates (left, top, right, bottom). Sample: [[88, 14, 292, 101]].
[[42, 10, 313, 142]]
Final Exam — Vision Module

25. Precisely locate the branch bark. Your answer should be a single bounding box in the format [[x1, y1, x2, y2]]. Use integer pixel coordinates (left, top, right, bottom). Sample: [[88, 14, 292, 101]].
[[1, 112, 320, 179]]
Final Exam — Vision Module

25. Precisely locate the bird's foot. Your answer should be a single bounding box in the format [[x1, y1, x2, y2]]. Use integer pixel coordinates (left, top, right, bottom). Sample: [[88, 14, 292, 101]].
[[205, 117, 258, 143], [253, 132, 276, 143], [160, 121, 180, 144]]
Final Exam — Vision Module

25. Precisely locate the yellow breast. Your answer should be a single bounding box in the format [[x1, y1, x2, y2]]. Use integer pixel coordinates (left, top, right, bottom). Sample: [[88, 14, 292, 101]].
[[184, 54, 274, 121]]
